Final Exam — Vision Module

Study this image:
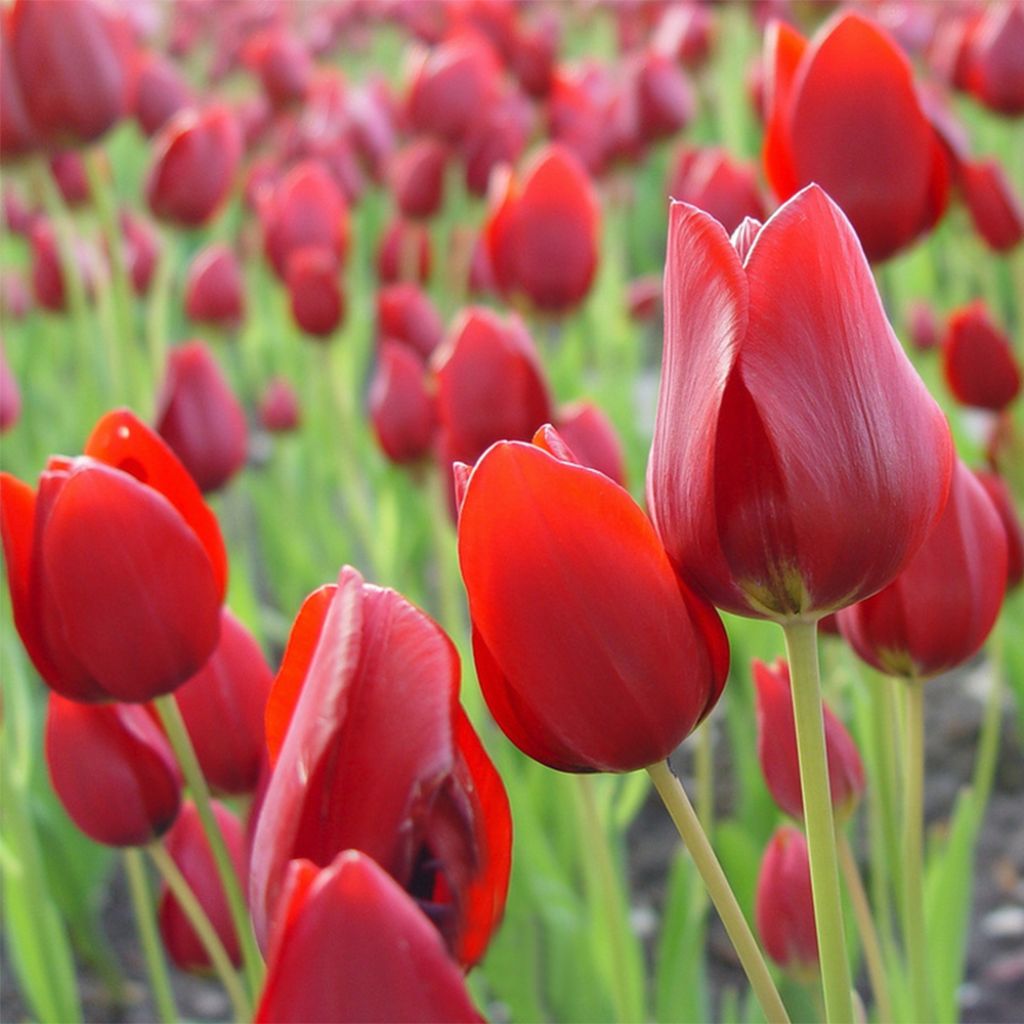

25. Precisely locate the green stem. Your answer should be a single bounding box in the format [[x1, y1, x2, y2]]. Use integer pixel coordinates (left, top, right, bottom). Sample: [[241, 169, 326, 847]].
[[428, 465, 464, 635], [153, 696, 264, 1001], [970, 657, 1004, 823], [647, 760, 791, 1024], [781, 619, 855, 1024], [695, 715, 714, 835], [123, 848, 178, 1024], [901, 678, 930, 1024], [148, 842, 251, 1023]]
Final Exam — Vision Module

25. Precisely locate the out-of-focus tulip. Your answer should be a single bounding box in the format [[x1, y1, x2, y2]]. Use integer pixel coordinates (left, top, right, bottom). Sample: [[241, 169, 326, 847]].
[[259, 377, 301, 434], [156, 342, 248, 493], [510, 14, 559, 98], [838, 460, 1008, 680], [369, 341, 438, 465], [29, 221, 102, 312], [546, 66, 612, 176], [1, 409, 226, 702], [120, 211, 159, 296], [255, 852, 484, 1023], [7, 0, 129, 147], [763, 13, 950, 262], [133, 50, 193, 136], [555, 401, 627, 488], [243, 29, 313, 111], [376, 217, 432, 284], [251, 566, 511, 968], [3, 188, 36, 236], [1, 11, 41, 160], [485, 144, 601, 313], [171, 609, 272, 795], [627, 274, 662, 322], [0, 345, 20, 432], [45, 694, 182, 846], [941, 301, 1021, 412], [285, 247, 344, 339], [756, 827, 818, 977], [1, 270, 32, 321], [668, 146, 766, 235], [959, 158, 1024, 252], [461, 92, 532, 197], [647, 186, 953, 621], [146, 105, 242, 228], [962, 2, 1024, 116], [753, 658, 864, 822], [976, 469, 1024, 590], [184, 243, 245, 329], [907, 299, 939, 352], [652, 3, 714, 69], [458, 427, 729, 773], [261, 160, 350, 281], [50, 151, 90, 207], [158, 801, 246, 971], [377, 283, 444, 361], [628, 49, 695, 148], [390, 137, 449, 220]]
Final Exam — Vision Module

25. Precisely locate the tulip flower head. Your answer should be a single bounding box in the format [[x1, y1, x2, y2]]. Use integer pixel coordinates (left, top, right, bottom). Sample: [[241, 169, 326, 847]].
[[756, 826, 818, 979], [976, 470, 1024, 591], [369, 341, 438, 465], [184, 243, 245, 329], [941, 301, 1021, 412]]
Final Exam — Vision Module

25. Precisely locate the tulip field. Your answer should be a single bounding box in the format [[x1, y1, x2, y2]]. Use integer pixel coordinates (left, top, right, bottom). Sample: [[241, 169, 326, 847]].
[[2, 1, 1024, 1022]]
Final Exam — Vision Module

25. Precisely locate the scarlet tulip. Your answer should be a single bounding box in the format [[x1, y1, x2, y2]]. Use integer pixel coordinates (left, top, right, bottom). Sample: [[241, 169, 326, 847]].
[[45, 694, 182, 847], [29, 221, 101, 313], [133, 50, 193, 136], [627, 49, 695, 147], [461, 91, 532, 197], [243, 30, 312, 111], [554, 401, 627, 488], [369, 341, 438, 465], [458, 427, 729, 773], [941, 301, 1021, 412], [156, 342, 248, 494], [120, 211, 159, 296], [376, 217, 432, 284], [976, 470, 1024, 590], [753, 659, 864, 822], [907, 299, 939, 352], [756, 827, 818, 977], [959, 158, 1024, 253], [146, 105, 242, 228], [390, 137, 449, 220], [763, 13, 950, 261], [377, 283, 444, 360], [962, 2, 1024, 116], [647, 186, 953, 621], [0, 344, 20, 432], [1, 409, 226, 703], [668, 146, 766, 235], [250, 567, 511, 967], [184, 243, 245, 328], [285, 247, 345, 339], [484, 144, 601, 313], [259, 377, 301, 434], [255, 852, 483, 1023], [838, 460, 1008, 680], [49, 151, 90, 207]]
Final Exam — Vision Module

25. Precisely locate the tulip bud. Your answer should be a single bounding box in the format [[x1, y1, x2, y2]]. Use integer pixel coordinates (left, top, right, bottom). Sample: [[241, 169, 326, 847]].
[[49, 151, 90, 207], [627, 275, 662, 322], [975, 470, 1024, 591], [461, 92, 532, 198], [629, 49, 695, 147], [120, 211, 159, 296], [756, 826, 818, 978], [1, 10, 41, 160], [156, 342, 248, 494], [369, 341, 437, 465], [941, 301, 1021, 412], [30, 221, 102, 312], [389, 137, 449, 220], [133, 50, 193, 136], [962, 2, 1024, 116], [243, 30, 312, 111], [377, 283, 444, 361], [184, 243, 245, 329], [959, 159, 1024, 253], [376, 217, 432, 284], [0, 344, 20, 432], [285, 247, 344, 339], [554, 401, 627, 488], [907, 299, 939, 352], [259, 376, 301, 434], [668, 146, 766, 235], [45, 695, 182, 847]]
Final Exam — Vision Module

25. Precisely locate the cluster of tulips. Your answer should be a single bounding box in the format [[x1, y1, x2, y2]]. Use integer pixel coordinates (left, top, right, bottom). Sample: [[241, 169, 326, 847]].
[[1, 0, 1022, 1022]]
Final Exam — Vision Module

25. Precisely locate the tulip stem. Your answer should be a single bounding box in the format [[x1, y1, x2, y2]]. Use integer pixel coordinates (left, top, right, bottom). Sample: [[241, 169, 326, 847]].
[[147, 842, 251, 1023], [646, 760, 791, 1024], [696, 715, 714, 834], [123, 848, 178, 1024], [153, 696, 264, 1002], [781, 618, 855, 1024], [836, 833, 893, 1023], [901, 678, 931, 1024]]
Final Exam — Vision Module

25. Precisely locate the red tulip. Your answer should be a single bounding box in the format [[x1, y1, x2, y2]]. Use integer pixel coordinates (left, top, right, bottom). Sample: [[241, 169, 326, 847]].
[[171, 609, 272, 795], [259, 377, 301, 434], [376, 217, 432, 284], [647, 186, 953, 621], [763, 12, 950, 261], [377, 283, 444, 361], [941, 301, 1021, 412], [554, 400, 627, 488], [285, 247, 345, 339], [255, 851, 483, 1023], [156, 342, 248, 494], [486, 144, 601, 313], [158, 800, 246, 971], [756, 827, 818, 977], [29, 221, 102, 313], [962, 2, 1024, 116], [133, 50, 193, 137], [390, 137, 449, 220], [0, 344, 20, 431], [753, 658, 864, 822], [1, 10, 41, 160], [838, 460, 1008, 680], [509, 13, 559, 99], [120, 211, 159, 296], [976, 470, 1024, 590], [3, 188, 36, 236], [907, 299, 939, 352], [1, 409, 226, 702], [146, 105, 242, 228], [461, 91, 533, 197], [959, 158, 1024, 253], [250, 566, 511, 967], [370, 341, 438, 465], [7, 0, 129, 148], [545, 67, 612, 176], [184, 243, 245, 329], [627, 274, 662, 322], [628, 49, 695, 148], [49, 151, 90, 207], [45, 694, 182, 847], [457, 427, 729, 773], [668, 146, 766, 235], [652, 3, 714, 69], [243, 30, 313, 111]]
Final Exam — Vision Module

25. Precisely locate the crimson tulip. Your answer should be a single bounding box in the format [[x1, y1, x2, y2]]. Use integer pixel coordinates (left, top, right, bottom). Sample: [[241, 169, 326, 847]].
[[959, 158, 1024, 252], [250, 566, 511, 967], [461, 91, 532, 197], [1, 409, 226, 702], [668, 146, 766, 235], [554, 400, 627, 488], [627, 274, 662, 322], [49, 151, 90, 207], [627, 49, 695, 148], [184, 243, 245, 329], [458, 427, 729, 773], [390, 137, 449, 220], [285, 247, 345, 339], [647, 186, 953, 621], [545, 66, 612, 176], [976, 470, 1024, 590], [45, 694, 182, 847], [29, 221, 101, 313], [753, 659, 864, 823], [259, 377, 301, 434], [377, 283, 444, 361], [119, 211, 159, 297], [838, 460, 1008, 680], [0, 344, 20, 432], [763, 12, 950, 262], [756, 827, 818, 977], [484, 143, 601, 314], [941, 301, 1021, 412], [376, 217, 432, 284], [370, 341, 438, 465], [962, 2, 1024, 116], [907, 299, 939, 352], [1, 9, 41, 160], [133, 50, 193, 137], [255, 851, 483, 1023], [243, 30, 312, 111]]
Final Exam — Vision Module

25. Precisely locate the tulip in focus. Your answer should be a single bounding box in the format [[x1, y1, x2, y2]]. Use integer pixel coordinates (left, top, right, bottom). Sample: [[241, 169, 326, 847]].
[[941, 301, 1021, 412], [756, 827, 818, 978]]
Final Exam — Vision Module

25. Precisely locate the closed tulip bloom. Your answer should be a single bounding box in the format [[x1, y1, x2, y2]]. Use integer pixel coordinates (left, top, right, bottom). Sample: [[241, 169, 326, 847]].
[[0, 344, 20, 432], [976, 470, 1024, 590], [390, 137, 449, 220], [158, 801, 246, 971], [627, 274, 662, 322], [285, 247, 345, 339], [753, 659, 864, 822], [763, 13, 950, 262], [485, 144, 601, 314], [30, 221, 102, 312], [1, 10, 41, 160], [907, 299, 939, 352], [941, 301, 1021, 412], [120, 211, 159, 296], [255, 852, 483, 1024], [647, 186, 953, 621], [370, 341, 438, 465], [45, 694, 182, 847], [259, 377, 301, 434], [377, 283, 444, 360], [756, 827, 818, 977], [838, 460, 1008, 680], [243, 30, 312, 111], [133, 50, 193, 137], [376, 217, 432, 284], [49, 151, 90, 207], [251, 567, 511, 966], [1, 409, 227, 703], [962, 2, 1024, 116], [959, 158, 1024, 253], [554, 400, 627, 488], [668, 146, 766, 235], [184, 243, 245, 328], [156, 342, 248, 494], [458, 428, 729, 773], [461, 92, 532, 197], [146, 105, 242, 228], [629, 49, 695, 147]]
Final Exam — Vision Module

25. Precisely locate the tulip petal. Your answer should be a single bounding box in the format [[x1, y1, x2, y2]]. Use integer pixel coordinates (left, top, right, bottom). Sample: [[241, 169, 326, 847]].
[[762, 20, 807, 202]]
